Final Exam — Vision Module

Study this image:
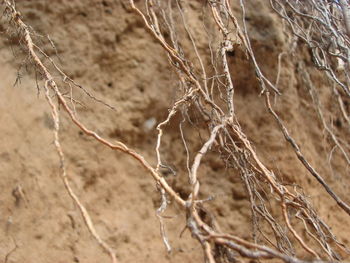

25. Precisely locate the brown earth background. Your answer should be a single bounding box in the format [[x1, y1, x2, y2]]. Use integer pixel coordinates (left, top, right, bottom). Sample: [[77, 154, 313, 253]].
[[0, 1, 349, 263]]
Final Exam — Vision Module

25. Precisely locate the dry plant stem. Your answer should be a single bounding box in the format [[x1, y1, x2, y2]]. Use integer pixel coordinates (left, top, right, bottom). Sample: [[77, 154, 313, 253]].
[[3, 1, 188, 261], [275, 52, 286, 87], [140, 3, 312, 260], [192, 211, 315, 263], [58, 98, 187, 208], [188, 124, 223, 225], [241, 172, 259, 244], [4, 238, 17, 263], [185, 125, 224, 263], [155, 88, 196, 171], [334, 87, 350, 130], [281, 197, 320, 259], [135, 1, 350, 261], [129, 0, 225, 117], [206, 233, 326, 263], [229, 124, 281, 193], [203, 242, 215, 263], [129, 1, 350, 261], [4, 0, 186, 206], [176, 0, 209, 95], [220, 41, 235, 119], [32, 44, 115, 110], [130, 1, 345, 260], [296, 213, 334, 260], [3, 3, 118, 262], [270, 0, 350, 96], [179, 120, 191, 176], [43, 81, 118, 263], [186, 208, 216, 263], [298, 62, 350, 165], [209, 4, 235, 118], [265, 92, 350, 216], [339, 0, 350, 37], [189, 124, 223, 190], [229, 124, 321, 257], [156, 187, 171, 253], [224, 0, 281, 95]]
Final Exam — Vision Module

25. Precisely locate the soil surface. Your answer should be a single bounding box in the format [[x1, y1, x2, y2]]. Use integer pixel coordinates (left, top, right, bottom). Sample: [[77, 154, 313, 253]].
[[0, 1, 349, 262]]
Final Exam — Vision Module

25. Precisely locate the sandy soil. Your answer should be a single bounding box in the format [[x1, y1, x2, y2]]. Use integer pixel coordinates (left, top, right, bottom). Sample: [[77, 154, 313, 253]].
[[0, 1, 349, 262]]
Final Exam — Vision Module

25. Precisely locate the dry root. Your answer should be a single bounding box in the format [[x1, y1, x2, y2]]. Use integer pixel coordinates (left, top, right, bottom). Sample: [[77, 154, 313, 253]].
[[2, 0, 350, 262]]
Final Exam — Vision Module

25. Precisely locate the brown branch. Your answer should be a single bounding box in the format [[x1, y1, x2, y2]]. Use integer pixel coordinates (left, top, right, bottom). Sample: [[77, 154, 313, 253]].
[[339, 0, 350, 37], [265, 92, 350, 216]]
